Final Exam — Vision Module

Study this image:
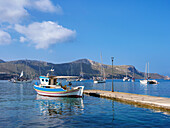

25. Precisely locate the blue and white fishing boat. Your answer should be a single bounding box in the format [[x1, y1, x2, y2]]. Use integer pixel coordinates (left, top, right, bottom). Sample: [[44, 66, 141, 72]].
[[34, 75, 84, 97]]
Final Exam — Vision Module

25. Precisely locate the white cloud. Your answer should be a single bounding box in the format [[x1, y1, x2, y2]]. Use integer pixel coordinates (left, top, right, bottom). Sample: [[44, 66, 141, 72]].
[[31, 0, 62, 13], [0, 0, 62, 24], [15, 21, 76, 49], [20, 36, 27, 43], [0, 30, 11, 45], [0, 0, 29, 24]]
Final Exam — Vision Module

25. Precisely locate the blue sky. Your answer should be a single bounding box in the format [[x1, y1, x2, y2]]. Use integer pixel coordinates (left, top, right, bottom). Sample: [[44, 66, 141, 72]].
[[0, 0, 170, 75]]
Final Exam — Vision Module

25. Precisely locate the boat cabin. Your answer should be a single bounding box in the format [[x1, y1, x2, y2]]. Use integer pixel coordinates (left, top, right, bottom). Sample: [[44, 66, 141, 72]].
[[39, 75, 78, 86], [39, 76, 59, 86]]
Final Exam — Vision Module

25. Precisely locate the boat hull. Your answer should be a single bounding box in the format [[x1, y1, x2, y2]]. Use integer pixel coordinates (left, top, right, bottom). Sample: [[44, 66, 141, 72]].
[[148, 80, 158, 84], [13, 79, 32, 83], [140, 80, 148, 84], [94, 80, 106, 83], [123, 79, 130, 81], [140, 79, 158, 84], [34, 85, 84, 97]]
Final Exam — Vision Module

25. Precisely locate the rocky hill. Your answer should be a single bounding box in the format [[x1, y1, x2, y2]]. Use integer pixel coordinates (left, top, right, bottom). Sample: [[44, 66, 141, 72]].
[[0, 59, 165, 80]]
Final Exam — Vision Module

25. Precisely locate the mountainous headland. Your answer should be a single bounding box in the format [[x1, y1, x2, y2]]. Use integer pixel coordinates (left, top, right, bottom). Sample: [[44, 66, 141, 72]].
[[0, 59, 165, 80]]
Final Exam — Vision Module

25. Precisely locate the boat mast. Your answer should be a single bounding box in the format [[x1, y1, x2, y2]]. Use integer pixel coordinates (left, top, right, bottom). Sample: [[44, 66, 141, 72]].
[[145, 63, 147, 80], [80, 63, 83, 77], [126, 69, 127, 77], [100, 52, 105, 78], [133, 67, 135, 78], [25, 59, 27, 79], [148, 62, 149, 79]]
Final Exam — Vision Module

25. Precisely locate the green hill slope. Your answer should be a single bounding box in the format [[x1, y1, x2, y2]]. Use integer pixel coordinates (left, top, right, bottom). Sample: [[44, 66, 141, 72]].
[[0, 59, 165, 80]]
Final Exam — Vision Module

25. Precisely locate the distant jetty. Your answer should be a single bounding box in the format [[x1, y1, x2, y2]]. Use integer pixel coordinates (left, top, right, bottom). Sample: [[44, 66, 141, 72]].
[[84, 90, 170, 112]]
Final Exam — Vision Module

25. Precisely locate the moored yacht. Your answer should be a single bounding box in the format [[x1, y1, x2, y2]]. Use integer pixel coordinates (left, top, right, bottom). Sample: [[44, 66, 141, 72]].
[[123, 70, 130, 81], [93, 77, 106, 83], [123, 76, 130, 81], [93, 53, 106, 83], [140, 62, 158, 85]]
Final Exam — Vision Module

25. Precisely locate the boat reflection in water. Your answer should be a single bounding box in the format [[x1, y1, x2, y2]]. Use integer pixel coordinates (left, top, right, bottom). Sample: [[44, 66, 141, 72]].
[[36, 95, 84, 117]]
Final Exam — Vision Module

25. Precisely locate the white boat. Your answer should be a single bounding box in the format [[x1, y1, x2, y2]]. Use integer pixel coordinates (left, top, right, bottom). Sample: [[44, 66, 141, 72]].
[[140, 79, 158, 84], [93, 77, 106, 83], [76, 63, 85, 81], [164, 76, 170, 80], [131, 68, 135, 82], [140, 62, 158, 85], [76, 77, 85, 81], [93, 53, 106, 83], [123, 77, 130, 81], [13, 79, 32, 83], [34, 75, 84, 97], [11, 70, 32, 83], [140, 79, 148, 84], [10, 60, 32, 83], [123, 70, 130, 81]]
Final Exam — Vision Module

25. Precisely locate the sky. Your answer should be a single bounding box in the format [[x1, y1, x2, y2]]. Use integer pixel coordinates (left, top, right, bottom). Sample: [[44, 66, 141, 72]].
[[0, 0, 170, 75]]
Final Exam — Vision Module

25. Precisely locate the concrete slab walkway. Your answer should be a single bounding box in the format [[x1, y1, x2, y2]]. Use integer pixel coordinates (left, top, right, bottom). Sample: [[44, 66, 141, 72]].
[[84, 90, 170, 112]]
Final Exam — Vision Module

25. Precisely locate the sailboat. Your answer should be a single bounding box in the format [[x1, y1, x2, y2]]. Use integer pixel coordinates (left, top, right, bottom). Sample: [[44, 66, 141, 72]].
[[12, 71, 32, 83], [12, 60, 32, 83], [76, 63, 85, 81], [93, 53, 106, 83], [140, 62, 158, 84], [123, 69, 130, 81], [131, 68, 135, 82]]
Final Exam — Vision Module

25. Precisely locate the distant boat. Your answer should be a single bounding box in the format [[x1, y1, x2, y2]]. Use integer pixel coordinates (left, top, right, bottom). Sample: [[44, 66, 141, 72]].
[[140, 62, 158, 84], [131, 68, 135, 82], [12, 71, 32, 83], [34, 75, 84, 97], [93, 77, 106, 83], [123, 70, 130, 81], [76, 63, 85, 81], [11, 60, 32, 83], [76, 77, 85, 81], [131, 77, 135, 82], [93, 53, 106, 83], [164, 76, 170, 80]]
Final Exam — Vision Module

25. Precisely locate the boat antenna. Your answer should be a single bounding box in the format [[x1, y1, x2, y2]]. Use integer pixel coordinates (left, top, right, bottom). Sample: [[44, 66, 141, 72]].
[[49, 67, 54, 75]]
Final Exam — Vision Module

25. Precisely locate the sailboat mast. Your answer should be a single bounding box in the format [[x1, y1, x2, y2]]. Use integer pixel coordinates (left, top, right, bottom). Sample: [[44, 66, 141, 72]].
[[145, 63, 147, 79], [25, 59, 27, 79], [80, 63, 83, 75], [126, 70, 127, 77], [100, 52, 104, 77], [133, 67, 135, 78], [148, 62, 149, 79]]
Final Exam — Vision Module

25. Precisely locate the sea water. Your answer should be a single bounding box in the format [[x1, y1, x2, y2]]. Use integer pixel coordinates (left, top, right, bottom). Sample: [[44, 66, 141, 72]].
[[0, 79, 170, 128]]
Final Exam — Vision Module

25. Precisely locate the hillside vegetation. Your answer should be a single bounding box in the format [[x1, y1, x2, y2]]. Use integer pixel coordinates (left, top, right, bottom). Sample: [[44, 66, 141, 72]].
[[0, 59, 165, 80]]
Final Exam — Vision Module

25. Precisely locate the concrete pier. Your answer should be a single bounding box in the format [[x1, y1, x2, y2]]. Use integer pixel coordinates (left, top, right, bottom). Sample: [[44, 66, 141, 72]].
[[84, 90, 170, 112]]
